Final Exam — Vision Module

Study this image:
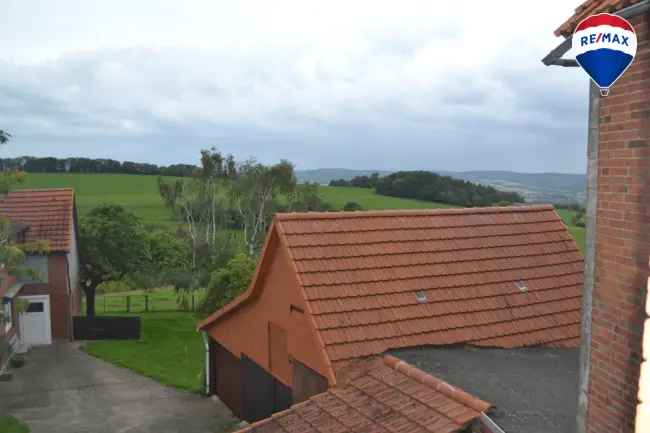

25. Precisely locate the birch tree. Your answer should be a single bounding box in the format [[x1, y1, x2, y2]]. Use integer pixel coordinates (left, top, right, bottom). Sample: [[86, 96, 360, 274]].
[[231, 159, 295, 256], [158, 148, 236, 268]]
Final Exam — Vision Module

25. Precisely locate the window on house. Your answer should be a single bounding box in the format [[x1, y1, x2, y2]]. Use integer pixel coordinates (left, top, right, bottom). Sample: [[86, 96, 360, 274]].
[[25, 302, 44, 313], [17, 255, 48, 284]]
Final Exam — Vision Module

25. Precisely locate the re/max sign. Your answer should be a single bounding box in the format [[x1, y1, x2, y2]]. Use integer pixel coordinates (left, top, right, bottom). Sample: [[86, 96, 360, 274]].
[[580, 32, 631, 46]]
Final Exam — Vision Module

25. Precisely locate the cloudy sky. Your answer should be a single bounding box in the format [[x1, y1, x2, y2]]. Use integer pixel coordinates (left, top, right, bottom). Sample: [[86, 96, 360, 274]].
[[1, 1, 589, 173]]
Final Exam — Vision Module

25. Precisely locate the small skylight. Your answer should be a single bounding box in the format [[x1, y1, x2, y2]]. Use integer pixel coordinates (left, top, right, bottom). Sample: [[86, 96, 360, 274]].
[[416, 290, 428, 303], [515, 280, 528, 292]]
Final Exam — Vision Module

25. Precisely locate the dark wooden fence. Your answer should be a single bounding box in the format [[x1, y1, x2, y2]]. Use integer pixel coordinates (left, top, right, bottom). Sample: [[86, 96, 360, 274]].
[[73, 316, 141, 340], [84, 292, 201, 314]]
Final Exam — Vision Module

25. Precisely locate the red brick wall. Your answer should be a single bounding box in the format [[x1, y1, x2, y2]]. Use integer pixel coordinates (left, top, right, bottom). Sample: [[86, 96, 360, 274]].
[[589, 11, 650, 433]]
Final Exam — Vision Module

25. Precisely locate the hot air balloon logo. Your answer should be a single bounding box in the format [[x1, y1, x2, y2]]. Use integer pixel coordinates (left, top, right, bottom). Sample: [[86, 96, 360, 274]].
[[573, 13, 637, 96]]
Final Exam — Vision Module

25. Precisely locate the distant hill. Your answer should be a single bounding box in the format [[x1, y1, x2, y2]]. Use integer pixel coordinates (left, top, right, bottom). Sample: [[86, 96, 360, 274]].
[[296, 169, 587, 204], [296, 168, 393, 185]]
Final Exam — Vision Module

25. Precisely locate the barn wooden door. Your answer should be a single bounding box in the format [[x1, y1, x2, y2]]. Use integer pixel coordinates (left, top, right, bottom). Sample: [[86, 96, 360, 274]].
[[240, 323, 292, 422], [268, 322, 292, 412]]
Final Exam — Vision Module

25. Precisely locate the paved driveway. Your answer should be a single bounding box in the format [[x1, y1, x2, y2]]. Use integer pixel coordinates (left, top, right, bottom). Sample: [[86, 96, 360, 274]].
[[0, 342, 240, 433]]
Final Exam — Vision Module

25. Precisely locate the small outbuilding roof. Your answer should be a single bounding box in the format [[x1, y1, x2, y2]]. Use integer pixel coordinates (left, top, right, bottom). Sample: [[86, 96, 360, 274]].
[[200, 205, 584, 371], [236, 355, 491, 433], [392, 346, 580, 433], [0, 188, 76, 252]]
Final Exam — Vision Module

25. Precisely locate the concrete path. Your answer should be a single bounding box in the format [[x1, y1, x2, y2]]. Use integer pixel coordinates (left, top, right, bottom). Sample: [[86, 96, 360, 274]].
[[0, 342, 241, 433]]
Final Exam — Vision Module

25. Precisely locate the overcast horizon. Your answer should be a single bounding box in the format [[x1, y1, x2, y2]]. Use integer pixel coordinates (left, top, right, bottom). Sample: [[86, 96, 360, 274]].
[[2, 1, 589, 174]]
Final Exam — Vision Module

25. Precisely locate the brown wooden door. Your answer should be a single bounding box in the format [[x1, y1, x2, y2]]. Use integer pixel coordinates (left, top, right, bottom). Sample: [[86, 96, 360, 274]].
[[268, 322, 290, 382]]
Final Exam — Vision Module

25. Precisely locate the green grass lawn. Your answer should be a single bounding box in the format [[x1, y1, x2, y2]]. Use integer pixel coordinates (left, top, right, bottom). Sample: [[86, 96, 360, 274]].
[[83, 312, 204, 392], [16, 173, 176, 226], [319, 186, 453, 210], [0, 416, 30, 433]]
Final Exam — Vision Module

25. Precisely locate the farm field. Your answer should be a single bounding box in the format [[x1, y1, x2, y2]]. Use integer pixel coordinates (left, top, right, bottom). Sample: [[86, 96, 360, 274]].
[[83, 312, 204, 392], [16, 173, 176, 226], [318, 186, 453, 210], [13, 173, 585, 251]]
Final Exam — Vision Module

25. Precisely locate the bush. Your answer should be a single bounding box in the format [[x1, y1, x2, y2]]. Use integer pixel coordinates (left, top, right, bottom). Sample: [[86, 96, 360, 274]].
[[96, 280, 131, 294], [199, 254, 257, 316], [10, 355, 25, 369], [0, 416, 30, 433], [343, 201, 363, 211]]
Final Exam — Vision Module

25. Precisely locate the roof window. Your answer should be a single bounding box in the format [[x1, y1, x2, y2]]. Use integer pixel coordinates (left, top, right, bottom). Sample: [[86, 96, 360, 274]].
[[416, 291, 428, 303], [515, 280, 528, 292]]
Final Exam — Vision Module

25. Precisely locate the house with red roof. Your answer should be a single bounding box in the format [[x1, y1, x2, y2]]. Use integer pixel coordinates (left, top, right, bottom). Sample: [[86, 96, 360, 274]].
[[198, 205, 584, 432], [0, 188, 80, 367]]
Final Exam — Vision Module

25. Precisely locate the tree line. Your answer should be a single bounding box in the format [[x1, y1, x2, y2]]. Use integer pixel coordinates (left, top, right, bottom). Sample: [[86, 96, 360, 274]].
[[0, 156, 197, 177], [331, 171, 525, 207]]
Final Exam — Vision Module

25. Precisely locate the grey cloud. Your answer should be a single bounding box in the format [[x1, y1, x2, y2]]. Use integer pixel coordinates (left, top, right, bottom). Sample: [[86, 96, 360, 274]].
[[0, 36, 588, 173]]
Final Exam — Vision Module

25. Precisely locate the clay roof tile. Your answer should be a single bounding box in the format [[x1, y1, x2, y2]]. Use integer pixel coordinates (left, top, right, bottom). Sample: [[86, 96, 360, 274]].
[[235, 355, 491, 433], [0, 188, 75, 252], [199, 205, 584, 369]]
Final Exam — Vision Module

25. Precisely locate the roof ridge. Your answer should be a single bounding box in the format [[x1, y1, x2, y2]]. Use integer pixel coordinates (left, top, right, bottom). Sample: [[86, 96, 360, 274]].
[[275, 205, 554, 221], [9, 188, 74, 193], [383, 355, 491, 413]]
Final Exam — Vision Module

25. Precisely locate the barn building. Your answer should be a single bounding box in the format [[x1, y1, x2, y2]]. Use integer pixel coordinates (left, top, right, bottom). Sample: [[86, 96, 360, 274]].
[[198, 205, 584, 429]]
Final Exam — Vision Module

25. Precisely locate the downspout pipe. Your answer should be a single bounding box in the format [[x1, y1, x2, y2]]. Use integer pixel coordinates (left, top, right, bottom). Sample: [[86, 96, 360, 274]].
[[201, 331, 210, 396], [479, 413, 506, 433]]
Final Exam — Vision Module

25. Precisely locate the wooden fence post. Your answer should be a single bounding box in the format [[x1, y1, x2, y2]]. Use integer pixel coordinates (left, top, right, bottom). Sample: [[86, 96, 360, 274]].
[[191, 294, 195, 312], [104, 296, 107, 314], [126, 296, 130, 313]]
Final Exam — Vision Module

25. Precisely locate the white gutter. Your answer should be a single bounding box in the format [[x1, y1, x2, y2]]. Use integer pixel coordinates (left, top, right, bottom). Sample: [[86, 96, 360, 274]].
[[480, 413, 506, 433], [201, 331, 210, 395]]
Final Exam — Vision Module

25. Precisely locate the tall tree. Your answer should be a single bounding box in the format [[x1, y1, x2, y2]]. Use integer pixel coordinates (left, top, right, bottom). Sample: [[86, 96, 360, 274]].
[[78, 205, 146, 316], [158, 148, 236, 270], [0, 131, 25, 194], [231, 159, 295, 256]]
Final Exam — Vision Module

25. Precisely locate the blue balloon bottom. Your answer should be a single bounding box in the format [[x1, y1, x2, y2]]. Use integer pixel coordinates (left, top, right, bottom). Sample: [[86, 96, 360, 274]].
[[576, 48, 633, 89]]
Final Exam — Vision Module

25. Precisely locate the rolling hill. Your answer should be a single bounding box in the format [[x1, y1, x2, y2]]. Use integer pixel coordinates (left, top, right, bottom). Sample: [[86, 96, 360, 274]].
[[297, 169, 587, 204]]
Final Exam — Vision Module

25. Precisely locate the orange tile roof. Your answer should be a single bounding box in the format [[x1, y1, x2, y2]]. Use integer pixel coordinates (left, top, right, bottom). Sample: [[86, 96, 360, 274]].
[[0, 188, 75, 252], [555, 0, 644, 36], [200, 205, 584, 370], [236, 355, 491, 433]]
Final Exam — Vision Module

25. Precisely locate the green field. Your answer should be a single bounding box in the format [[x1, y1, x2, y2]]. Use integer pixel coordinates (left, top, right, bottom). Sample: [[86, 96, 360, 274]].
[[83, 312, 204, 391], [14, 173, 585, 251], [16, 173, 175, 226], [556, 208, 586, 254], [0, 416, 30, 433], [318, 186, 453, 210], [16, 174, 451, 225]]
